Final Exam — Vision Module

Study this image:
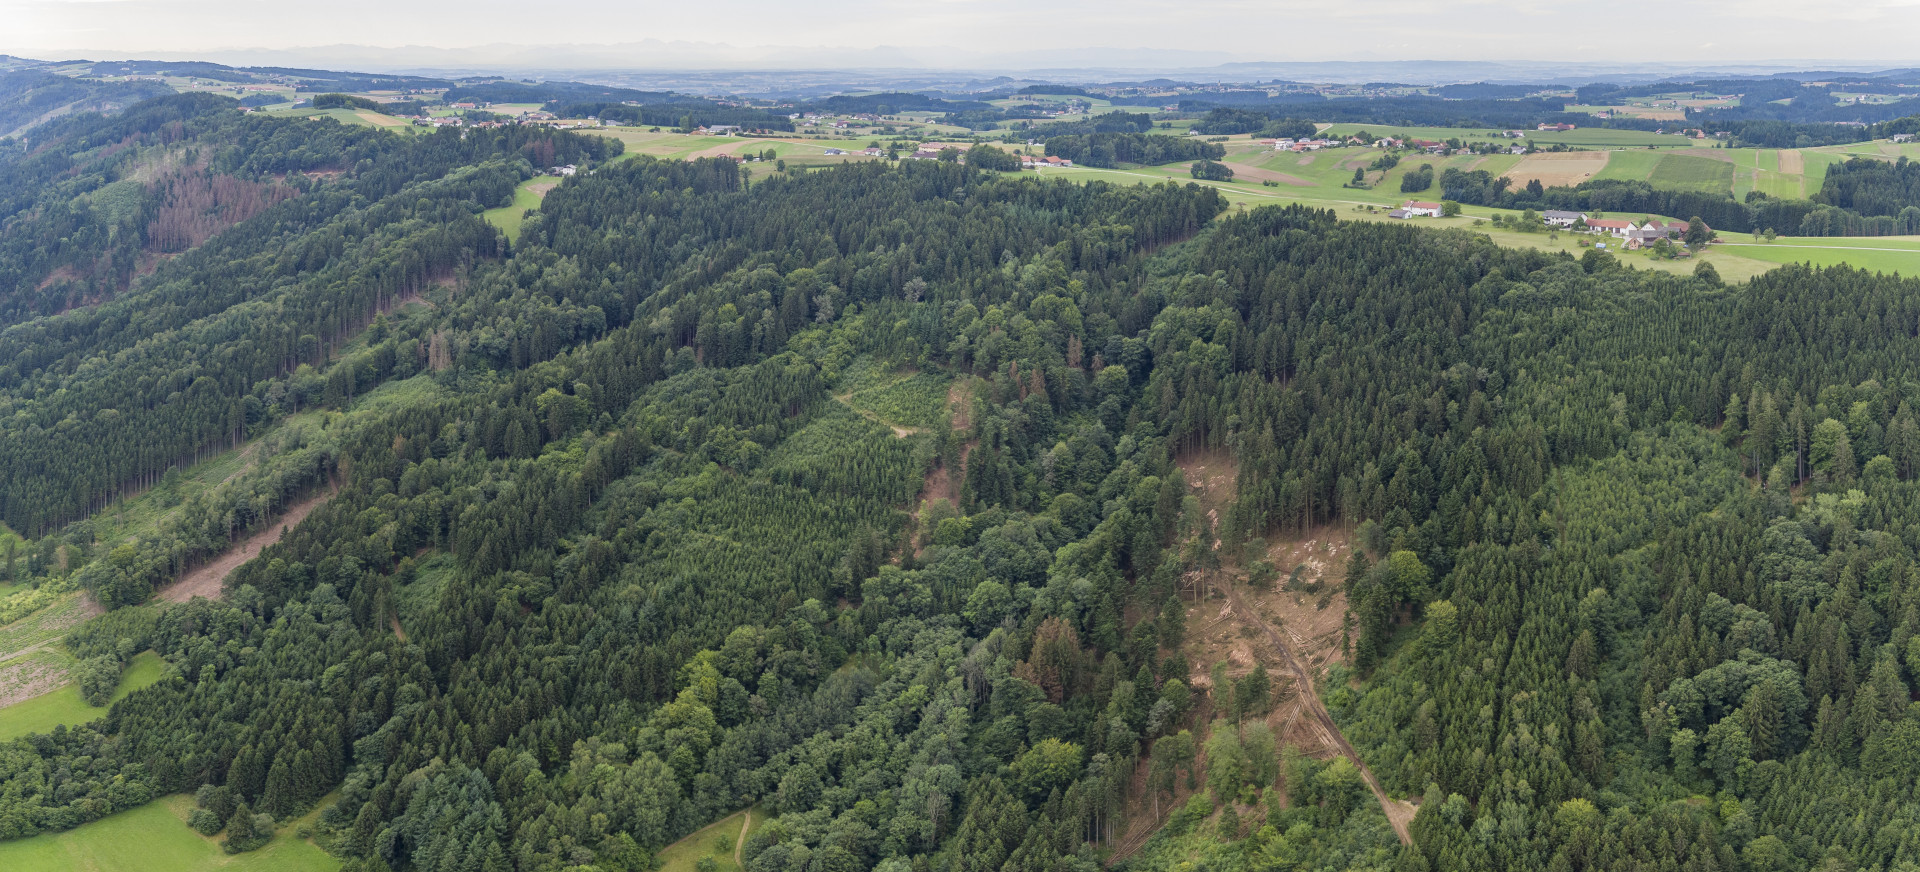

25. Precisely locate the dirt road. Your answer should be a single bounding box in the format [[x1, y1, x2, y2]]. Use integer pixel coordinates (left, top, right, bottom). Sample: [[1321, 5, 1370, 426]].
[[1209, 574, 1416, 844], [156, 490, 333, 603]]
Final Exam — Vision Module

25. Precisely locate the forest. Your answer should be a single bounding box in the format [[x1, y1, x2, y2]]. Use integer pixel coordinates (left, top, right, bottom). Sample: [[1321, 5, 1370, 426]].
[[0, 93, 1916, 872], [1040, 134, 1224, 169]]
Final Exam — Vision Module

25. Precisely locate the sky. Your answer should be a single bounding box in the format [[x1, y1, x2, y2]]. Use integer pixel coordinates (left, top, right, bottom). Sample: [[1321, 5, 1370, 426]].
[[6, 0, 1920, 68]]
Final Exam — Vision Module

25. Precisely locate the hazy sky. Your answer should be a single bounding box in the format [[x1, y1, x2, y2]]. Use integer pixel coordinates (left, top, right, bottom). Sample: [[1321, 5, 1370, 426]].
[[7, 0, 1920, 66]]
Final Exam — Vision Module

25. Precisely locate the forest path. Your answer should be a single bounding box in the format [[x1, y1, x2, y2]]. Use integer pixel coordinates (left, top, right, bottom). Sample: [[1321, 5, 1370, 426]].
[[734, 808, 750, 866], [834, 390, 918, 438], [1208, 573, 1416, 844], [156, 489, 334, 603]]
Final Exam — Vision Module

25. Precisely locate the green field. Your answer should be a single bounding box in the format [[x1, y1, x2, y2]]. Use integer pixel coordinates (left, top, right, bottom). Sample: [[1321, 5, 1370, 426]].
[[0, 794, 336, 872], [1711, 235, 1920, 275], [1645, 153, 1737, 193], [0, 651, 168, 742], [655, 806, 770, 872], [482, 175, 562, 243]]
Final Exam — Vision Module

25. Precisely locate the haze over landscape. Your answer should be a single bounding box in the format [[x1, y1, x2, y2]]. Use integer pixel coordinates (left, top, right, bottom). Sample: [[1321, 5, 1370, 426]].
[[10, 0, 1920, 69], [1, 5, 1920, 872]]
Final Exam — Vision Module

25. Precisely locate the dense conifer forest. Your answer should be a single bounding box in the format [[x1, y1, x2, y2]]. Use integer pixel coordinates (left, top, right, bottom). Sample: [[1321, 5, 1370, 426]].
[[0, 94, 1917, 872]]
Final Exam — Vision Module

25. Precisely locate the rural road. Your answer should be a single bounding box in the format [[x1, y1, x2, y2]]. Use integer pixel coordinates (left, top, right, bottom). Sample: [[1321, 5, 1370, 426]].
[[1208, 574, 1415, 845]]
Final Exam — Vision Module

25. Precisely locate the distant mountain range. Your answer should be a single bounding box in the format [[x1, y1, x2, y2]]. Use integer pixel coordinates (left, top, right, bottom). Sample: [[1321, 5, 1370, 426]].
[[22, 43, 1918, 87]]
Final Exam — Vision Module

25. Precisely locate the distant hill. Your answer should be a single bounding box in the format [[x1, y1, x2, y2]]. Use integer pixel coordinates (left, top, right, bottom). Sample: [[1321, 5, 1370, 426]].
[[0, 70, 173, 137]]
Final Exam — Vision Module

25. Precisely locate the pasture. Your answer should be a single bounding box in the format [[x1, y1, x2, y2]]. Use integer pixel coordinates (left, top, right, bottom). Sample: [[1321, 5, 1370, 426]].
[[0, 794, 336, 872]]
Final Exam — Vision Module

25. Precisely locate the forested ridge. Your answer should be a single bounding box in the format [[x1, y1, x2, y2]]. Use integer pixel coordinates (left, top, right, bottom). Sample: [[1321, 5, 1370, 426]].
[[0, 95, 1916, 872]]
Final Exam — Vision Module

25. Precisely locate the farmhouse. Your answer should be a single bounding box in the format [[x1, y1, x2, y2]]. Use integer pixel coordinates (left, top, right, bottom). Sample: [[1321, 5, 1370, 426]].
[[1624, 226, 1672, 248], [1543, 210, 1586, 227], [1585, 218, 1635, 238], [823, 148, 846, 155], [705, 125, 742, 135], [1388, 208, 1412, 219], [1895, 134, 1916, 143], [1402, 201, 1443, 218], [1538, 123, 1576, 132]]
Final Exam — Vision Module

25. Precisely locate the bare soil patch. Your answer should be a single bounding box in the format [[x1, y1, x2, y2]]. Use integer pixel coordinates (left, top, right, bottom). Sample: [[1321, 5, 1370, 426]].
[[158, 490, 333, 603], [1166, 451, 1414, 845], [1503, 151, 1611, 188], [1777, 149, 1804, 175], [0, 654, 70, 708]]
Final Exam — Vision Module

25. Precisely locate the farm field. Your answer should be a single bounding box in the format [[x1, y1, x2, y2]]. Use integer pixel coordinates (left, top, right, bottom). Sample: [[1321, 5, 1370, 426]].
[[1505, 151, 1611, 187], [1645, 152, 1737, 193], [1565, 103, 1687, 121], [0, 651, 168, 742], [600, 130, 890, 166], [1711, 234, 1920, 274], [0, 794, 336, 872]]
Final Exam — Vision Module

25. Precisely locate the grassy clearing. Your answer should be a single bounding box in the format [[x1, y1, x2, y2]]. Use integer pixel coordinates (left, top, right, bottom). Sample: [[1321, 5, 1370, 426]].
[[482, 175, 562, 243], [395, 552, 455, 638], [0, 793, 337, 872], [0, 651, 168, 742], [0, 593, 93, 657], [86, 439, 255, 551], [839, 360, 952, 433], [656, 806, 770, 872]]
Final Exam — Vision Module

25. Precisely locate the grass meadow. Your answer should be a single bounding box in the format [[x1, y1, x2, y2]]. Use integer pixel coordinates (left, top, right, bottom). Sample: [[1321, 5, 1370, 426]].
[[0, 794, 337, 872], [655, 806, 771, 872], [482, 175, 563, 243], [0, 652, 169, 742]]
